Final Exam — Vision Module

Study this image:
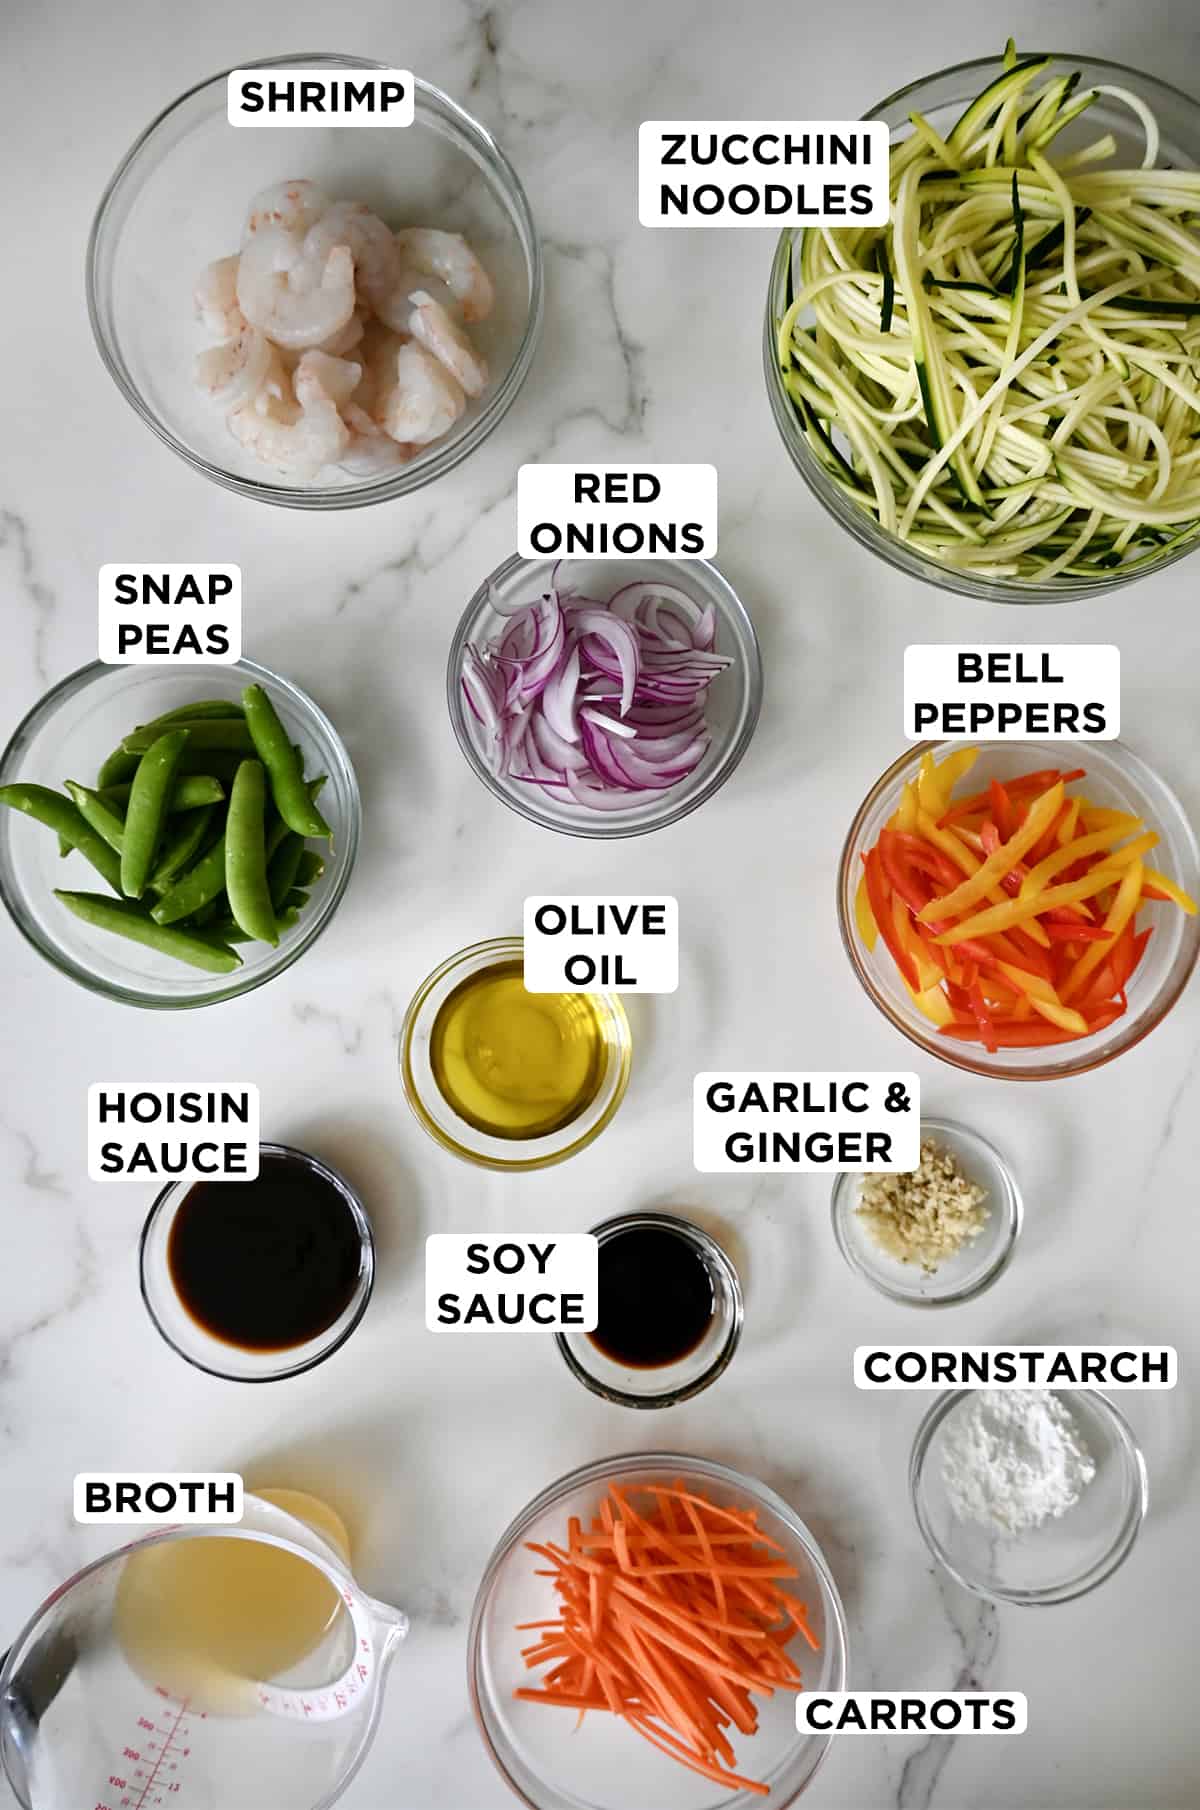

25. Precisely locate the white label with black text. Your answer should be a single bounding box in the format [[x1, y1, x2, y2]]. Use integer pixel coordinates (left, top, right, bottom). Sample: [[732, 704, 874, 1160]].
[[517, 463, 717, 559], [638, 120, 889, 227], [854, 1345, 1177, 1389], [693, 1073, 920, 1173], [98, 564, 241, 664], [797, 1693, 1027, 1735], [524, 897, 678, 993], [904, 645, 1120, 739], [426, 1235, 598, 1331], [228, 68, 413, 126], [75, 1473, 244, 1524], [88, 1083, 260, 1182]]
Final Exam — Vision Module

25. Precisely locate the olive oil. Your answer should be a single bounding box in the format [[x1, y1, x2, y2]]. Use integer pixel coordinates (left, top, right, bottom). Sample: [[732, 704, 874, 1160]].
[[429, 957, 607, 1139]]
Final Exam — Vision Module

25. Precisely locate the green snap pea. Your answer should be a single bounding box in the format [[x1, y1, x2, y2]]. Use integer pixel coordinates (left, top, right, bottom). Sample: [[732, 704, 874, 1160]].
[[191, 893, 225, 927], [203, 903, 302, 946], [121, 729, 190, 899], [151, 832, 227, 925], [267, 832, 305, 909], [122, 720, 255, 756], [135, 700, 245, 728], [100, 774, 225, 812], [242, 685, 332, 841], [148, 805, 216, 894], [54, 890, 241, 975], [295, 850, 326, 889], [96, 745, 141, 790], [225, 760, 277, 945], [0, 784, 122, 892], [64, 782, 127, 852]]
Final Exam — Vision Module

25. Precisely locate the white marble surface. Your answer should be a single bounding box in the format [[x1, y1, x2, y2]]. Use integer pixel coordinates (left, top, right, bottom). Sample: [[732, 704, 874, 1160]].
[[2, 0, 1200, 1806]]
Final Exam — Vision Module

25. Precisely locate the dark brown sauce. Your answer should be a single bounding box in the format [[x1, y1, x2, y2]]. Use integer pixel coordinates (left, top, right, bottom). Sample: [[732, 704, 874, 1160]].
[[167, 1153, 364, 1352], [589, 1225, 714, 1369]]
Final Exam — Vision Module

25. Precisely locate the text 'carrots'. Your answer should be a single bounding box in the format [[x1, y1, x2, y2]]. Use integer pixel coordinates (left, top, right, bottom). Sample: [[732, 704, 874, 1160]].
[[514, 1482, 820, 1795]]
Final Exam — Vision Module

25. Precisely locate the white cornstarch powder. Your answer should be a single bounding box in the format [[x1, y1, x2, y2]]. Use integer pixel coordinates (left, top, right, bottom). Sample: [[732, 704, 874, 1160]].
[[940, 1389, 1096, 1534]]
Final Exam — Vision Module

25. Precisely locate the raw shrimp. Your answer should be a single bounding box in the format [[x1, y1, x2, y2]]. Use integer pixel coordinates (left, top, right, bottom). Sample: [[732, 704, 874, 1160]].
[[227, 349, 349, 479], [298, 201, 399, 316], [241, 179, 329, 246], [319, 309, 366, 357], [393, 229, 494, 322], [350, 320, 405, 415], [194, 323, 271, 408], [375, 340, 466, 446], [237, 225, 356, 350], [339, 403, 413, 476], [300, 349, 362, 408], [406, 291, 488, 398], [194, 255, 244, 338]]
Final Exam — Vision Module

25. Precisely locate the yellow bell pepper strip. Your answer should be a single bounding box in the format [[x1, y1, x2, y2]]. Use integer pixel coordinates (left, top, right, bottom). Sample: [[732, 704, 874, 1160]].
[[1078, 806, 1143, 836], [854, 871, 878, 950], [917, 747, 978, 819], [1019, 828, 1158, 897], [1141, 868, 1199, 914], [906, 978, 956, 1026], [1059, 861, 1144, 1004], [917, 811, 1052, 945], [932, 861, 1136, 945], [919, 783, 1064, 923], [1055, 797, 1081, 845]]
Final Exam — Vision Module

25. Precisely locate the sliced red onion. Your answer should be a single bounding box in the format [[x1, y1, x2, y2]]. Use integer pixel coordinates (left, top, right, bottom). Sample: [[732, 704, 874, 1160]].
[[541, 644, 582, 744]]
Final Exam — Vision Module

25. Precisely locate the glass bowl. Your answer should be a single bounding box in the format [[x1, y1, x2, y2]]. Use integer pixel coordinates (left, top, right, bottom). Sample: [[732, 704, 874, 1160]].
[[831, 1116, 1022, 1307], [910, 1389, 1148, 1605], [0, 658, 359, 1008], [447, 554, 763, 838], [763, 52, 1200, 602], [399, 936, 632, 1171], [556, 1211, 743, 1407], [837, 739, 1200, 1078], [87, 52, 543, 508], [469, 1452, 849, 1809], [139, 1143, 375, 1381]]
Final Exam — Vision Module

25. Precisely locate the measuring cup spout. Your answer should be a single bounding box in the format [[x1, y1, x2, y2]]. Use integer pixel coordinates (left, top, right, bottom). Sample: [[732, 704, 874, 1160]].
[[368, 1598, 409, 1671]]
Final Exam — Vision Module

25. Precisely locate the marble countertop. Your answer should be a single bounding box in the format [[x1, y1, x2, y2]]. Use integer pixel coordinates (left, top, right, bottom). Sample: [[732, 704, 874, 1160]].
[[3, 0, 1199, 1805]]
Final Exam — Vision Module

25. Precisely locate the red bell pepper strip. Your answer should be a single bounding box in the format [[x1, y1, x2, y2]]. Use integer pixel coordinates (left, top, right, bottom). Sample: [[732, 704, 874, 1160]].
[[967, 981, 998, 1052], [864, 846, 919, 990], [989, 779, 1013, 840], [878, 830, 932, 918]]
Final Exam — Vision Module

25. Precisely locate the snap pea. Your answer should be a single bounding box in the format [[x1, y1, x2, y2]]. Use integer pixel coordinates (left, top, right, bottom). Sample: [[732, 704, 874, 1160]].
[[267, 832, 305, 909], [100, 774, 225, 812], [191, 893, 226, 927], [64, 782, 127, 852], [151, 832, 227, 925], [122, 721, 255, 756], [0, 784, 122, 892], [295, 850, 326, 889], [121, 729, 190, 899], [203, 903, 302, 946], [54, 890, 241, 974], [135, 700, 244, 727], [148, 805, 216, 894], [96, 745, 141, 789], [225, 760, 277, 945], [242, 685, 332, 841]]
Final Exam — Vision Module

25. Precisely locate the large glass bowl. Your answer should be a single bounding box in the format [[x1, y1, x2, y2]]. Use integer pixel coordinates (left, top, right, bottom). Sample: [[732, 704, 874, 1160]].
[[447, 554, 763, 838], [837, 739, 1200, 1078], [469, 1453, 848, 1810], [0, 659, 359, 1007], [764, 53, 1200, 602], [87, 52, 543, 507]]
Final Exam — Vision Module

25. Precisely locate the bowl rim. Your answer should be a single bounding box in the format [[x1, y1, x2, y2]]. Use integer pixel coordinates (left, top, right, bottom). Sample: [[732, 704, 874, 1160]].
[[554, 1209, 745, 1406], [0, 655, 360, 1008], [397, 934, 633, 1171], [909, 1387, 1150, 1605], [467, 1449, 850, 1810], [762, 49, 1200, 603], [138, 1140, 376, 1382], [835, 737, 1200, 1079], [85, 51, 545, 510], [830, 1115, 1023, 1308], [446, 552, 764, 840]]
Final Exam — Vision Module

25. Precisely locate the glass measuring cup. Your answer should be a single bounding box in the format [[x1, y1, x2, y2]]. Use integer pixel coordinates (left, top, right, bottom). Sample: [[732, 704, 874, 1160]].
[[0, 1492, 407, 1810]]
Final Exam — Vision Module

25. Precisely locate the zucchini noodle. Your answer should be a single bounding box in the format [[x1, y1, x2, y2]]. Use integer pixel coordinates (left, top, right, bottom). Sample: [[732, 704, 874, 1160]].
[[775, 45, 1200, 581]]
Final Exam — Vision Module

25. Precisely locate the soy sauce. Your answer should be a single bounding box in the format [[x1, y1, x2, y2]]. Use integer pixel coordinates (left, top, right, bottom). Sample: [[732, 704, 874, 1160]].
[[589, 1225, 714, 1369], [167, 1152, 364, 1352]]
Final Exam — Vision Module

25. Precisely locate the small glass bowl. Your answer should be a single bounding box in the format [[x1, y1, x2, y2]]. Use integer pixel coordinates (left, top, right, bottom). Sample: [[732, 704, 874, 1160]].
[[837, 739, 1200, 1079], [763, 53, 1200, 602], [469, 1452, 848, 1810], [447, 553, 763, 838], [0, 659, 359, 1008], [556, 1211, 743, 1407], [139, 1142, 375, 1382], [831, 1117, 1022, 1307], [911, 1389, 1148, 1605], [399, 936, 632, 1171], [87, 53, 543, 508]]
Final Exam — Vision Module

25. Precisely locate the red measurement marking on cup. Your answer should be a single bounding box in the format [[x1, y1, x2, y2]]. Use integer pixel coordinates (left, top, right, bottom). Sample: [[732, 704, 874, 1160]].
[[95, 1694, 202, 1810]]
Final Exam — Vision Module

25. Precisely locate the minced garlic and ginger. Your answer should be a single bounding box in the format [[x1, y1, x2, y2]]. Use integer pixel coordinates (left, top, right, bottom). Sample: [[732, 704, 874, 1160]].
[[856, 1138, 989, 1273]]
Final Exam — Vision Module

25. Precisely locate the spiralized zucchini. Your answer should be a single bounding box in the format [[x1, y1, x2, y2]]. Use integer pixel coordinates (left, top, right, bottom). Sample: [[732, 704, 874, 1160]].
[[776, 43, 1200, 581]]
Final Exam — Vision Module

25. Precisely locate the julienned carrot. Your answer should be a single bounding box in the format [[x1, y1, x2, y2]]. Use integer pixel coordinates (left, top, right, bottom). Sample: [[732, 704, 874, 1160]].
[[515, 1482, 819, 1796]]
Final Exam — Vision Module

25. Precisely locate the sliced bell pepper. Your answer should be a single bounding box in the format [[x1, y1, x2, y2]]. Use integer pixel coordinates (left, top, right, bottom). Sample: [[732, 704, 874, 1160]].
[[1060, 860, 1143, 1004], [989, 778, 1013, 839], [1141, 868, 1198, 914], [864, 846, 919, 990], [854, 868, 878, 950], [919, 782, 1065, 923]]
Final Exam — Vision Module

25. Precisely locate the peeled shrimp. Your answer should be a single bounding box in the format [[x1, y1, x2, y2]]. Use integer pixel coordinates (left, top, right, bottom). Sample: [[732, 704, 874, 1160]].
[[194, 255, 244, 338], [241, 179, 329, 246], [406, 291, 488, 398], [298, 201, 400, 317], [300, 349, 362, 408], [319, 308, 366, 357], [194, 323, 271, 408], [236, 225, 356, 350], [393, 229, 494, 322], [227, 349, 349, 479], [339, 403, 413, 476], [375, 340, 466, 446]]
